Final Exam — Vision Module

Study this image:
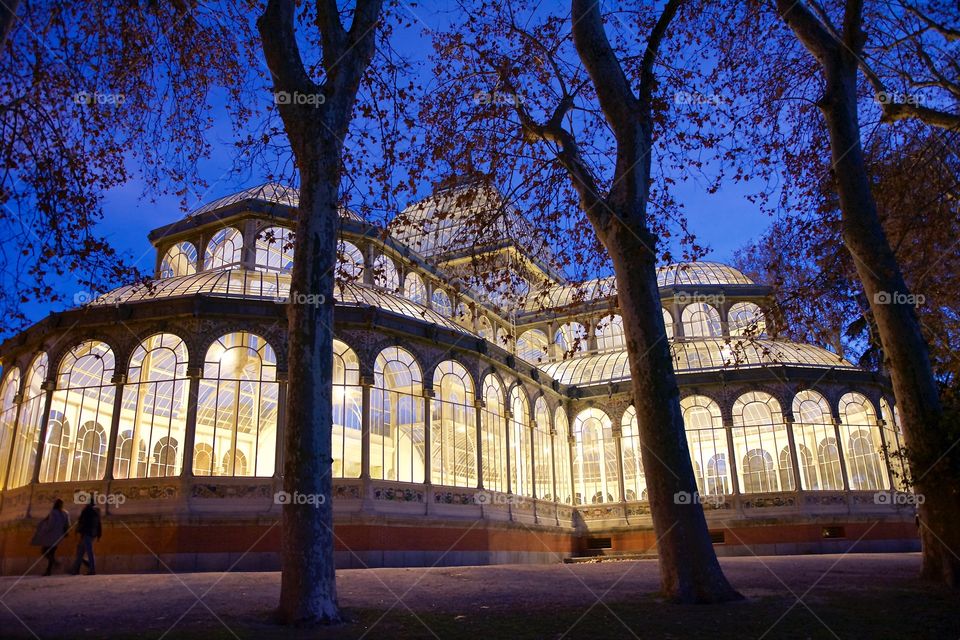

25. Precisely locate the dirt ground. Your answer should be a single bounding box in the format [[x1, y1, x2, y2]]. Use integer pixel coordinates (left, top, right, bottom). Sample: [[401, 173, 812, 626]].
[[0, 553, 957, 639]]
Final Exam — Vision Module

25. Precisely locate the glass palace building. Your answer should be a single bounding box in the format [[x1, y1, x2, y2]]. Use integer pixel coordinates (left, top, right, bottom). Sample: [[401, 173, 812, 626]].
[[0, 183, 918, 573]]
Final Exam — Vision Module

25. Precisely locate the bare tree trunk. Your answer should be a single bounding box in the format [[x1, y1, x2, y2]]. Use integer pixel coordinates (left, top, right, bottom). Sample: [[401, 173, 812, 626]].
[[569, 0, 742, 602], [777, 0, 960, 588], [258, 0, 383, 622], [0, 0, 19, 52]]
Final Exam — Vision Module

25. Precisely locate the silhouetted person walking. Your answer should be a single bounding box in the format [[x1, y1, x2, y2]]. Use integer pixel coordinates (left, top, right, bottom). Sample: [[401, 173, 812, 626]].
[[70, 501, 102, 575], [30, 498, 71, 576]]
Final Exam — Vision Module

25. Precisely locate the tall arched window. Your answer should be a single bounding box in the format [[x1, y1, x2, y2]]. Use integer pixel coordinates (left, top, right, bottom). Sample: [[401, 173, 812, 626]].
[[595, 315, 625, 352], [160, 242, 198, 278], [204, 227, 243, 270], [554, 408, 572, 504], [728, 302, 765, 337], [880, 398, 907, 491], [337, 240, 364, 283], [791, 390, 835, 490], [255, 226, 295, 274], [621, 406, 646, 501], [533, 398, 554, 500], [431, 289, 453, 318], [371, 347, 424, 483], [681, 303, 722, 337], [555, 322, 588, 355], [0, 367, 21, 489], [480, 375, 508, 493], [840, 393, 887, 490], [115, 334, 189, 479], [333, 340, 362, 478], [732, 391, 791, 492], [431, 361, 477, 488], [662, 308, 674, 339], [8, 354, 47, 488], [516, 329, 549, 364], [572, 408, 619, 504], [42, 341, 116, 482], [195, 333, 278, 477], [681, 395, 730, 496], [373, 254, 400, 292], [509, 387, 533, 497], [404, 272, 427, 306]]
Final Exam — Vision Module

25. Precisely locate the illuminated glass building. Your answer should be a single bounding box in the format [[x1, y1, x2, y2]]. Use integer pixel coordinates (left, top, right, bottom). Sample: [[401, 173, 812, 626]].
[[0, 184, 918, 572]]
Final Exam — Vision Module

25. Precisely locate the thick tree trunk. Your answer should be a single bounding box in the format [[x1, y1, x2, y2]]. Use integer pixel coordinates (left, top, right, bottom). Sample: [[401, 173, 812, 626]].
[[819, 59, 960, 587], [277, 144, 342, 623], [600, 214, 743, 603], [0, 0, 19, 52]]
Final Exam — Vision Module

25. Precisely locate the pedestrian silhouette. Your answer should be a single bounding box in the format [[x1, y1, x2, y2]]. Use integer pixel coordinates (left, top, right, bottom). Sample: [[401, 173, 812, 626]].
[[30, 498, 71, 576], [70, 500, 102, 575]]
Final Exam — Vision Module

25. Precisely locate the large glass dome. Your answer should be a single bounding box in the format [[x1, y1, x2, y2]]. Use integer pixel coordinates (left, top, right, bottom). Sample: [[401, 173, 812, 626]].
[[656, 262, 754, 286]]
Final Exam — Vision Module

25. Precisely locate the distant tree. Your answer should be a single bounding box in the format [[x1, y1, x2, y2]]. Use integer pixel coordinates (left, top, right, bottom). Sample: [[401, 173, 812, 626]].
[[420, 0, 741, 602]]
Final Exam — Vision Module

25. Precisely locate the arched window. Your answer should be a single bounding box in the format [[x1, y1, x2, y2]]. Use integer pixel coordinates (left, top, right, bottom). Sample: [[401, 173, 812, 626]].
[[160, 242, 198, 278], [337, 240, 364, 283], [195, 333, 278, 477], [431, 289, 453, 317], [8, 354, 47, 488], [533, 398, 554, 500], [0, 367, 21, 489], [151, 436, 179, 477], [839, 393, 887, 490], [554, 408, 572, 504], [621, 406, 647, 501], [193, 443, 213, 477], [333, 340, 362, 478], [115, 333, 189, 479], [741, 448, 775, 493], [662, 308, 674, 340], [791, 390, 835, 490], [373, 254, 400, 292], [595, 315, 625, 352], [42, 341, 115, 482], [255, 226, 295, 274], [732, 391, 791, 492], [880, 398, 907, 490], [555, 322, 588, 355], [203, 227, 243, 270], [480, 375, 508, 493], [431, 361, 477, 488], [572, 408, 619, 504], [115, 430, 146, 479], [681, 303, 722, 338], [477, 316, 494, 342], [728, 302, 765, 337], [404, 272, 427, 306], [73, 421, 108, 481], [509, 387, 533, 497], [516, 329, 549, 364], [817, 437, 844, 490], [371, 347, 424, 483], [681, 395, 730, 496]]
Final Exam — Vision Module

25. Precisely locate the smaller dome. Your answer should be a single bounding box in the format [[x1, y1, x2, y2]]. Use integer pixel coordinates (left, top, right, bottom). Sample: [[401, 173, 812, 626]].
[[656, 262, 754, 287], [187, 182, 362, 221]]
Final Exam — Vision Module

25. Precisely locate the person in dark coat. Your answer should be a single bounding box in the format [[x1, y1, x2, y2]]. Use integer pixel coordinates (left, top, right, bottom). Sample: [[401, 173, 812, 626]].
[[30, 498, 71, 576], [70, 501, 102, 575]]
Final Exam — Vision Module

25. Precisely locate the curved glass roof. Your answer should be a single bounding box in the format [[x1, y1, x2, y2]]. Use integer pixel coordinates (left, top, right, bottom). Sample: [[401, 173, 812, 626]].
[[90, 269, 472, 335], [539, 339, 854, 386], [523, 262, 756, 312], [187, 182, 362, 221], [656, 262, 754, 287]]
